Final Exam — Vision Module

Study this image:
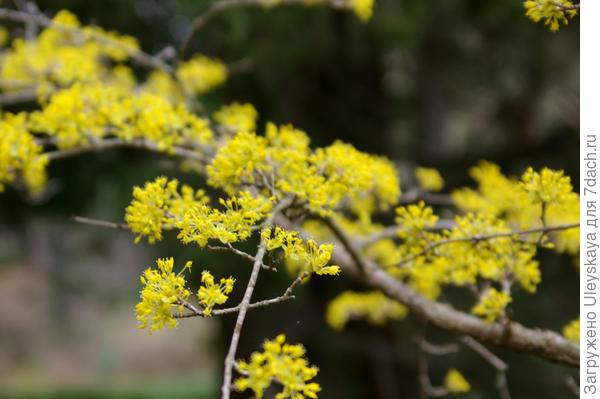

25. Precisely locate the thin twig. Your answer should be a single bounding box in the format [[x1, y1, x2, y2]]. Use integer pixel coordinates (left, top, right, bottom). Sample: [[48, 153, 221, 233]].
[[419, 340, 459, 356], [398, 188, 454, 206], [70, 215, 128, 230], [359, 219, 456, 248], [415, 324, 449, 398], [174, 294, 294, 318], [220, 196, 294, 399], [461, 336, 510, 399], [0, 7, 172, 72], [0, 88, 37, 106], [320, 216, 368, 274], [207, 243, 277, 271], [393, 222, 579, 268], [565, 375, 580, 397], [44, 138, 207, 163]]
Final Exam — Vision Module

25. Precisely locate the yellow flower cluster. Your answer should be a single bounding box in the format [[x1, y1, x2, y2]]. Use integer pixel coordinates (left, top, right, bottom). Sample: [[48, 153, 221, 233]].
[[1, 10, 138, 94], [442, 213, 539, 289], [0, 113, 48, 195], [235, 334, 321, 399], [385, 199, 544, 318], [126, 177, 274, 247], [176, 55, 228, 96], [177, 191, 274, 247], [311, 141, 400, 213], [395, 201, 439, 243], [452, 162, 579, 254], [521, 167, 574, 205], [350, 0, 374, 22], [563, 317, 579, 343], [29, 83, 214, 151], [197, 271, 235, 316], [207, 131, 269, 194], [471, 288, 511, 323], [136, 258, 191, 332], [213, 102, 258, 133], [444, 369, 471, 394], [524, 0, 578, 31], [207, 128, 400, 217], [261, 227, 341, 276], [414, 167, 444, 192], [125, 177, 209, 244], [325, 291, 408, 330]]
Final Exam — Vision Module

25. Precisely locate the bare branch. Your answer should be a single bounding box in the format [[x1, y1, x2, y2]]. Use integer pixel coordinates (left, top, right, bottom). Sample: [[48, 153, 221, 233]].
[[566, 375, 580, 397], [70, 215, 128, 230], [0, 87, 37, 106], [44, 138, 207, 163], [420, 340, 459, 356], [415, 325, 450, 398], [461, 336, 511, 399], [278, 214, 580, 367], [398, 188, 454, 206], [174, 294, 295, 318], [0, 7, 172, 72], [207, 243, 278, 271], [320, 215, 368, 274]]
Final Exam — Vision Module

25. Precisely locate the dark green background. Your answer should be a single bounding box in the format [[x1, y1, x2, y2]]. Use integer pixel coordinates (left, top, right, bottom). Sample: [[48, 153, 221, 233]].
[[0, 0, 579, 398]]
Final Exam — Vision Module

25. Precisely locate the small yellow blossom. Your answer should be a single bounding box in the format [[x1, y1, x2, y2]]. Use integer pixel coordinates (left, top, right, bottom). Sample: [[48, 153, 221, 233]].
[[563, 317, 579, 343], [1, 10, 139, 91], [0, 113, 48, 196], [176, 55, 228, 96], [262, 227, 341, 276], [235, 334, 321, 399], [213, 102, 258, 133], [197, 271, 235, 316], [521, 167, 574, 205], [177, 191, 273, 247], [125, 177, 179, 243], [524, 0, 578, 31], [471, 288, 511, 323], [29, 83, 213, 151], [415, 167, 444, 192], [136, 257, 191, 332], [326, 291, 408, 330], [444, 369, 471, 394], [207, 131, 269, 194], [350, 0, 374, 22], [395, 201, 439, 239], [0, 26, 8, 47]]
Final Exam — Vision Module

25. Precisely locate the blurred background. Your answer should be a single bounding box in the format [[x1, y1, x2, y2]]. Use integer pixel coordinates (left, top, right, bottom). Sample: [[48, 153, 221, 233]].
[[0, 0, 579, 398]]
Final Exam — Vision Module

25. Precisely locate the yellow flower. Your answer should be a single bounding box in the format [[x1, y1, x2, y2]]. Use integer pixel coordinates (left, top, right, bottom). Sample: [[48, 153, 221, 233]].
[[207, 131, 269, 194], [471, 288, 511, 323], [235, 334, 321, 399], [444, 369, 471, 393], [0, 10, 138, 91], [524, 0, 578, 31], [351, 0, 374, 22], [136, 257, 191, 332], [563, 317, 579, 343], [415, 167, 444, 192], [326, 291, 407, 330], [197, 271, 235, 316], [176, 55, 227, 96], [0, 113, 48, 196], [213, 102, 258, 133]]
